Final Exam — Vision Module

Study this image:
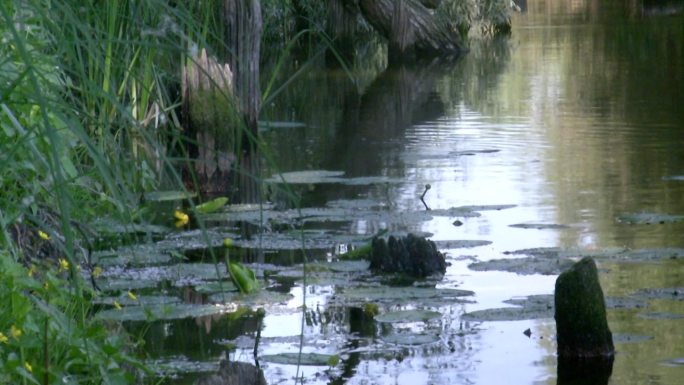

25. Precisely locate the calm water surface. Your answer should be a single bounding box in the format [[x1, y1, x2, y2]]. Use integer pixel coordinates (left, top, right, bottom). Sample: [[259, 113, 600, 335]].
[[157, 1, 684, 384]]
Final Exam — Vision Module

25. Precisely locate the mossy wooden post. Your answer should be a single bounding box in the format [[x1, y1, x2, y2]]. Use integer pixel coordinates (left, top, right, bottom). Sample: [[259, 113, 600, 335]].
[[554, 257, 614, 359], [555, 257, 614, 384]]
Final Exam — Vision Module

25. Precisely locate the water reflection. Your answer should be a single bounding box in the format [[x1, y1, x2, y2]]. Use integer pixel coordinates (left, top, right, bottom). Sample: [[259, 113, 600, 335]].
[[154, 0, 684, 383]]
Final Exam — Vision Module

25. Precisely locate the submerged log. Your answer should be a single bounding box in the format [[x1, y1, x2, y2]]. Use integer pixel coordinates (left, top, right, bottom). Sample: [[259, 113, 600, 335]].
[[554, 257, 614, 359], [370, 234, 446, 277], [358, 0, 463, 60], [194, 360, 266, 385]]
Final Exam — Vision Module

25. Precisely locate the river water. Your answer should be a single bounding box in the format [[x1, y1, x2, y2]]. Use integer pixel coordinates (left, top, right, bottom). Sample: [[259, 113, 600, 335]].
[[254, 1, 684, 384], [140, 1, 684, 384]]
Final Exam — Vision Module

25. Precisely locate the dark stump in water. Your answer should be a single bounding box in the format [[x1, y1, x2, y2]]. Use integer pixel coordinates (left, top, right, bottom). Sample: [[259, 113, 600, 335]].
[[555, 257, 614, 360], [194, 360, 266, 385], [370, 234, 446, 277]]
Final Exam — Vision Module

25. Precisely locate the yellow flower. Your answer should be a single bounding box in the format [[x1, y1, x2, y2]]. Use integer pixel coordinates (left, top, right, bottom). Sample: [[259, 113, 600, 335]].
[[0, 332, 8, 344], [114, 301, 122, 310], [43, 282, 49, 290], [223, 238, 234, 247], [27, 264, 37, 277], [10, 325, 22, 340], [92, 266, 103, 278], [127, 291, 138, 301], [174, 210, 189, 228], [24, 362, 32, 373], [58, 258, 69, 272], [38, 230, 50, 240]]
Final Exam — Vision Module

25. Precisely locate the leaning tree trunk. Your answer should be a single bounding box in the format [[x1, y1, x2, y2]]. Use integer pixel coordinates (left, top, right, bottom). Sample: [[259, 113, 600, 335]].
[[358, 0, 463, 61]]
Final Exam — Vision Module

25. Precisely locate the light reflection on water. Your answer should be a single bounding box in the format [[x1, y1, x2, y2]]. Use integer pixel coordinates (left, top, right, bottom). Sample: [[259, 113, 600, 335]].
[[157, 0, 684, 383]]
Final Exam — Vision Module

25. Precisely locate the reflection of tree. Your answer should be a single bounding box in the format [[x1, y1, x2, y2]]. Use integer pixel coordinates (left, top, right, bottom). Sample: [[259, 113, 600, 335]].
[[329, 59, 455, 176]]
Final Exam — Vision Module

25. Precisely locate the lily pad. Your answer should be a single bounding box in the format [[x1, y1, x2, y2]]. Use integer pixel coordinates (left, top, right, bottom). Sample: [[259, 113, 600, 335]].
[[94, 295, 181, 307], [90, 219, 171, 235], [617, 213, 684, 225], [382, 332, 441, 345], [468, 256, 576, 275], [260, 352, 337, 366], [265, 170, 345, 184], [375, 309, 442, 323], [434, 240, 493, 249], [509, 223, 570, 230], [464, 294, 555, 322], [96, 303, 233, 322], [630, 287, 684, 301], [193, 281, 238, 294], [195, 197, 229, 214], [144, 190, 196, 202], [340, 286, 474, 306], [147, 355, 219, 376], [94, 278, 159, 292], [612, 333, 654, 344], [208, 289, 292, 306], [314, 260, 370, 272], [636, 311, 684, 320]]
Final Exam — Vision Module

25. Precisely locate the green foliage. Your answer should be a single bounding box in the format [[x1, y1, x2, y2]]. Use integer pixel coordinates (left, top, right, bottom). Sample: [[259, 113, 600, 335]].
[[228, 262, 260, 294], [0, 254, 146, 384]]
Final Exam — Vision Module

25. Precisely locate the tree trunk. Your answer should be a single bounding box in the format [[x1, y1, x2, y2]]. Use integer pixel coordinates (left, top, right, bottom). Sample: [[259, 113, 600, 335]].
[[224, 0, 262, 147], [358, 0, 463, 61]]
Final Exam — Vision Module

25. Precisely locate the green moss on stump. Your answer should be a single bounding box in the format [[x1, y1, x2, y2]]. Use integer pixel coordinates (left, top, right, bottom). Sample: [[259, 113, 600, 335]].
[[554, 257, 614, 359]]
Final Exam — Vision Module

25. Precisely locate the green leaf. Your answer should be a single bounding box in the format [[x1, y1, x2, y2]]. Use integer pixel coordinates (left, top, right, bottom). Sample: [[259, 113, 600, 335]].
[[228, 262, 259, 294], [195, 197, 228, 214]]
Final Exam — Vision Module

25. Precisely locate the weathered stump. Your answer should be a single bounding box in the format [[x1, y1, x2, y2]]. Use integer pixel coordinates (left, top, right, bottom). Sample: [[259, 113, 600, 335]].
[[370, 234, 446, 277], [194, 360, 266, 385], [554, 257, 614, 359]]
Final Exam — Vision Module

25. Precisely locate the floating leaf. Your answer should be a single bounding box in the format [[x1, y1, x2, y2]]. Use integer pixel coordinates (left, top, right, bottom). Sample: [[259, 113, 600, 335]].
[[265, 170, 345, 184], [195, 197, 229, 214], [341, 286, 474, 305], [434, 240, 492, 249], [229, 262, 259, 294], [144, 191, 196, 202], [260, 352, 338, 366], [630, 287, 684, 301], [194, 281, 238, 294], [509, 223, 570, 230], [93, 295, 180, 307], [617, 213, 684, 225], [375, 309, 442, 323], [207, 289, 291, 306], [96, 303, 232, 322]]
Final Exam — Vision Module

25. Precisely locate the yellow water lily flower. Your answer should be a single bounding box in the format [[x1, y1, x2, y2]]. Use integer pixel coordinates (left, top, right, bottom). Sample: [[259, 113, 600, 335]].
[[223, 238, 234, 247], [27, 264, 37, 277], [24, 362, 32, 373], [174, 210, 189, 227], [92, 266, 103, 278], [38, 230, 50, 240], [0, 332, 8, 344], [114, 301, 122, 310], [58, 258, 69, 271], [127, 291, 138, 301], [10, 325, 22, 340]]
